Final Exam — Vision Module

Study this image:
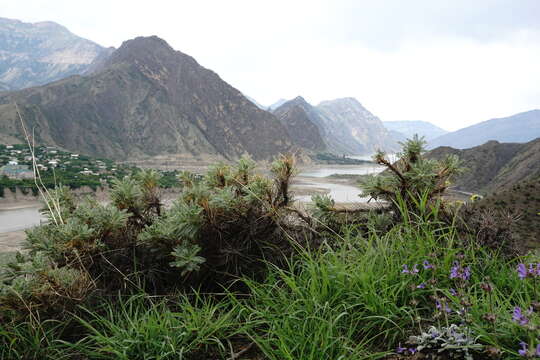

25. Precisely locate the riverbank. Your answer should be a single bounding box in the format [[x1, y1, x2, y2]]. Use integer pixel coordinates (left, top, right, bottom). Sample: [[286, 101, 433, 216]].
[[0, 230, 26, 252]]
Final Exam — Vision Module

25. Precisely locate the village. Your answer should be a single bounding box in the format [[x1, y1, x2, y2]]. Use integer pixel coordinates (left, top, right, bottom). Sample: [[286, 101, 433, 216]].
[[0, 144, 179, 197]]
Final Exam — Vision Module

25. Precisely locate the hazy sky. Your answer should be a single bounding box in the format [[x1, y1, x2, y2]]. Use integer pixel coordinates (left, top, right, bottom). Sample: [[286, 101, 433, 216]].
[[2, 0, 540, 130]]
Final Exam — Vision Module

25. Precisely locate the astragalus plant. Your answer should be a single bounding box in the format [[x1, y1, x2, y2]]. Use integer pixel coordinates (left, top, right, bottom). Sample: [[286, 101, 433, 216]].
[[0, 155, 302, 319]]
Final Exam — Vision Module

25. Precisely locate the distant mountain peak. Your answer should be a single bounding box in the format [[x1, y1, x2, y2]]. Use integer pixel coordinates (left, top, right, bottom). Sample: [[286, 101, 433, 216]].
[[102, 36, 185, 67], [319, 97, 363, 107], [269, 98, 288, 111], [0, 17, 110, 89], [428, 110, 540, 149], [383, 120, 448, 141]]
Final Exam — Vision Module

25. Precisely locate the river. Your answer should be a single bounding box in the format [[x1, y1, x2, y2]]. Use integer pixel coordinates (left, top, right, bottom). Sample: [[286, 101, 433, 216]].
[[293, 163, 384, 203], [0, 206, 44, 233]]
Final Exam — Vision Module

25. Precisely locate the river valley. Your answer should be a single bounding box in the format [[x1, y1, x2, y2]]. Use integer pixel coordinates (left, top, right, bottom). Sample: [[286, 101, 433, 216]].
[[0, 163, 384, 251]]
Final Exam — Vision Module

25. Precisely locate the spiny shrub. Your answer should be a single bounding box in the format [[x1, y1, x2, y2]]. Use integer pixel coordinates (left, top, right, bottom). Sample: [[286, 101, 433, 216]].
[[0, 155, 304, 319], [137, 155, 300, 288], [360, 135, 464, 220]]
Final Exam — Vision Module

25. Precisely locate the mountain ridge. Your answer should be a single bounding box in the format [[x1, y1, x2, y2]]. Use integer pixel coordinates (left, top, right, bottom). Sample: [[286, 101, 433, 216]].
[[428, 110, 540, 149], [0, 36, 296, 161], [427, 138, 540, 194], [383, 120, 448, 141], [0, 17, 111, 90]]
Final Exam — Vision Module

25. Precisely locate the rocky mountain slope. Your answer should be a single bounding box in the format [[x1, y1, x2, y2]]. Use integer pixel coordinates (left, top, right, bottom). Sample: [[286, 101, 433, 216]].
[[428, 110, 540, 149], [468, 178, 540, 250], [0, 36, 295, 161], [0, 17, 111, 90], [273, 97, 397, 155], [427, 138, 540, 194], [384, 120, 447, 141], [272, 97, 326, 151], [316, 98, 398, 154]]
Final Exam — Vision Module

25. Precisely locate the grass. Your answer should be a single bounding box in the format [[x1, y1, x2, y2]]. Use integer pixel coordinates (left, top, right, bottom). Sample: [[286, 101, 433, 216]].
[[1, 217, 538, 359], [0, 251, 15, 267]]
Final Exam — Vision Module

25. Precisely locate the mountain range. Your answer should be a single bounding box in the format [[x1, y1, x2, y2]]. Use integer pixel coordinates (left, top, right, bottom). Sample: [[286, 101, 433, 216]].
[[0, 17, 112, 90], [0, 36, 296, 161], [383, 120, 448, 141], [427, 110, 540, 149], [427, 138, 540, 194], [0, 19, 401, 161], [1, 17, 538, 163], [272, 97, 398, 155]]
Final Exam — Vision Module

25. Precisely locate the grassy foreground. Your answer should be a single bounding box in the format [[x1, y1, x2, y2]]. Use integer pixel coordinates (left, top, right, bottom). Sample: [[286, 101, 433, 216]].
[[1, 215, 538, 359], [0, 139, 536, 359]]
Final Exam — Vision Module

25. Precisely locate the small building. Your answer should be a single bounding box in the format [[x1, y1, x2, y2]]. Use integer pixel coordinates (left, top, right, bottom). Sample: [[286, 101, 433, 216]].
[[0, 164, 34, 179], [8, 160, 18, 165]]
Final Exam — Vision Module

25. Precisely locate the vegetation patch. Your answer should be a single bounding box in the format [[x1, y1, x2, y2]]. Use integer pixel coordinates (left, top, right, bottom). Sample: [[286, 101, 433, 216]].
[[0, 138, 537, 359]]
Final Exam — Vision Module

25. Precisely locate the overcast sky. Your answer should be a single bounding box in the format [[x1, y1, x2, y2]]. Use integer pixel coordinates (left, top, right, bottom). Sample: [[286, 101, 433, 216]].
[[2, 0, 540, 130]]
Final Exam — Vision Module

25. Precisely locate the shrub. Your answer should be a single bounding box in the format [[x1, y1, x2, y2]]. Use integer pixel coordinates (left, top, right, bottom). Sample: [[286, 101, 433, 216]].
[[360, 135, 464, 221], [1, 155, 305, 319]]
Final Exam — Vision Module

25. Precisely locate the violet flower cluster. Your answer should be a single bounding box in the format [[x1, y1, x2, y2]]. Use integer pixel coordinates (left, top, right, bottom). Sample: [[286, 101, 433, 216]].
[[518, 342, 540, 357], [450, 261, 471, 281], [396, 343, 417, 355], [513, 306, 532, 326], [402, 261, 434, 289], [517, 263, 540, 280]]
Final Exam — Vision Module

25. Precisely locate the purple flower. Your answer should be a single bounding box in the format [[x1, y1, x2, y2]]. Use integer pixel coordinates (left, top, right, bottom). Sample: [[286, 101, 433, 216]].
[[449, 288, 458, 296], [402, 264, 419, 275], [409, 347, 418, 354], [518, 264, 527, 279], [450, 261, 471, 281], [402, 264, 410, 274], [436, 300, 442, 310], [463, 266, 471, 280], [519, 341, 528, 357], [450, 262, 459, 279], [396, 343, 406, 354], [537, 344, 540, 357], [513, 307, 529, 326], [417, 283, 426, 289], [423, 260, 433, 270], [516, 263, 540, 279]]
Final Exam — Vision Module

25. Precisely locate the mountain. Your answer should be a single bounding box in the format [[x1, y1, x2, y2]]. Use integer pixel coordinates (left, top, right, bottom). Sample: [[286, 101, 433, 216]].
[[467, 178, 540, 250], [244, 95, 266, 110], [316, 98, 398, 154], [383, 120, 448, 141], [428, 110, 540, 149], [272, 96, 397, 155], [0, 36, 295, 161], [0, 17, 111, 89], [272, 97, 326, 151], [269, 99, 288, 111], [427, 138, 540, 194]]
